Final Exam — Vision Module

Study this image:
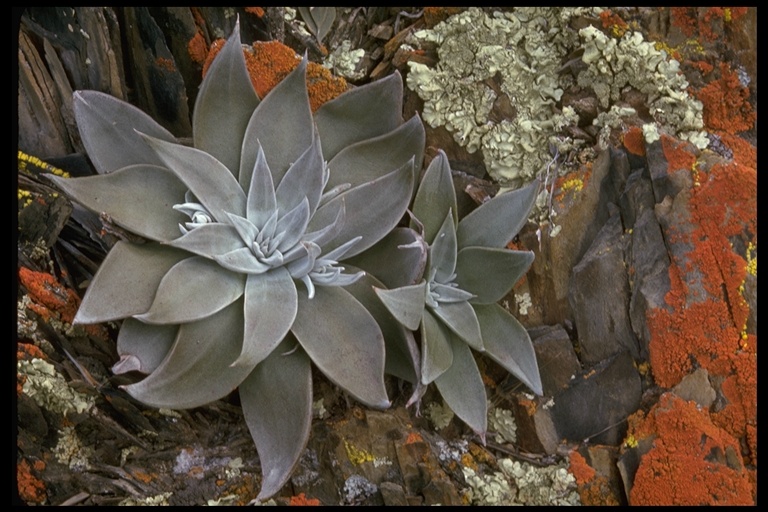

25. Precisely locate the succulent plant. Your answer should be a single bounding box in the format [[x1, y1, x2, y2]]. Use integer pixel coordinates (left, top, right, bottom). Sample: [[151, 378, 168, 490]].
[[374, 151, 542, 438], [46, 21, 426, 499]]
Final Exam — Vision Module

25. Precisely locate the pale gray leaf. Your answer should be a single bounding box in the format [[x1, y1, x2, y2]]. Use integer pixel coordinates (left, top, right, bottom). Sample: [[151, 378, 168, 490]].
[[326, 114, 425, 190], [346, 227, 427, 289], [164, 223, 244, 259], [124, 299, 255, 409], [434, 332, 487, 439], [411, 150, 457, 244], [457, 181, 539, 249], [233, 268, 298, 367], [135, 256, 245, 324], [194, 19, 260, 179], [292, 286, 389, 408], [429, 300, 484, 351], [46, 166, 188, 242], [474, 303, 542, 395], [455, 247, 534, 304], [374, 282, 426, 331], [140, 134, 247, 221], [420, 309, 453, 385], [74, 242, 189, 323], [429, 211, 457, 284], [315, 72, 404, 161], [239, 336, 312, 500], [240, 58, 312, 185], [114, 319, 177, 374], [274, 130, 324, 217], [72, 90, 176, 174], [245, 143, 277, 226]]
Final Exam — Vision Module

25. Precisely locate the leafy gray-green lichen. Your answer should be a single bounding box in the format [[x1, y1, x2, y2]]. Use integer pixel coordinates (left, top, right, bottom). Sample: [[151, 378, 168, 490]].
[[405, 7, 600, 187], [46, 20, 425, 500]]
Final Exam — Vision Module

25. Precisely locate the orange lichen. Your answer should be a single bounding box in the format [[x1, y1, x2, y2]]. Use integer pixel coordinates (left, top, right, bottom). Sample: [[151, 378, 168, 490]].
[[17, 458, 47, 504], [18, 267, 108, 339], [660, 134, 696, 173], [627, 393, 753, 505], [203, 39, 347, 112], [188, 31, 208, 65], [568, 450, 595, 485], [155, 56, 176, 73], [671, 7, 749, 42], [695, 63, 755, 134], [647, 157, 756, 388], [716, 133, 756, 169], [689, 59, 714, 75], [405, 431, 423, 444], [289, 493, 321, 506], [423, 7, 464, 28], [622, 126, 645, 156], [599, 9, 629, 38], [245, 7, 265, 17]]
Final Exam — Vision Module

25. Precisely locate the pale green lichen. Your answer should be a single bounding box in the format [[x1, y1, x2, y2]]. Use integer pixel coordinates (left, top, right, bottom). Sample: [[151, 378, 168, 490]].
[[119, 493, 173, 506], [593, 105, 637, 149], [489, 405, 517, 444], [577, 26, 708, 149], [643, 122, 661, 144], [19, 358, 95, 415], [515, 292, 533, 316], [323, 39, 366, 81], [425, 400, 455, 430], [405, 7, 600, 187], [312, 398, 327, 419], [500, 458, 580, 505], [53, 426, 94, 470], [463, 457, 580, 505]]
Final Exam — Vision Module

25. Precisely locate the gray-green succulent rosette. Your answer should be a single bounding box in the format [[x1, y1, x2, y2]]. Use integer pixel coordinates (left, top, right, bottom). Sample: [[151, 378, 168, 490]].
[[46, 21, 425, 499], [375, 151, 542, 439]]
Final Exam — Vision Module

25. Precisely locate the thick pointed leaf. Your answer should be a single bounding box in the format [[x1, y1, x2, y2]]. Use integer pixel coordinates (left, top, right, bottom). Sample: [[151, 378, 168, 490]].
[[457, 181, 538, 249], [114, 319, 177, 374], [275, 130, 324, 216], [411, 150, 457, 244], [344, 269, 421, 385], [164, 223, 244, 258], [315, 72, 404, 160], [73, 90, 176, 174], [140, 134, 246, 221], [455, 248, 534, 304], [474, 303, 542, 395], [326, 115, 425, 190], [430, 211, 457, 283], [346, 227, 427, 289], [233, 269, 298, 367], [434, 333, 487, 438], [74, 242, 189, 323], [274, 198, 311, 253], [420, 309, 453, 384], [124, 299, 254, 408], [292, 286, 389, 408], [374, 282, 426, 331], [214, 247, 271, 274], [135, 256, 245, 324], [245, 143, 277, 226], [241, 58, 312, 185], [239, 336, 312, 500], [194, 20, 259, 178], [429, 300, 484, 350], [309, 158, 415, 258], [46, 166, 188, 242]]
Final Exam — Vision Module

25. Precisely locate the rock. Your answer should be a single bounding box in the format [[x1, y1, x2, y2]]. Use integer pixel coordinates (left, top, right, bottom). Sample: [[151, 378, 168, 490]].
[[529, 325, 581, 395], [569, 208, 640, 365], [549, 351, 641, 445], [379, 481, 408, 506], [672, 368, 716, 408]]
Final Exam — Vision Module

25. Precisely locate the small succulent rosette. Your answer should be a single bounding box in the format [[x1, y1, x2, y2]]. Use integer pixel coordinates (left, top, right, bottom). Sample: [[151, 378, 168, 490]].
[[47, 21, 426, 499], [374, 151, 543, 439]]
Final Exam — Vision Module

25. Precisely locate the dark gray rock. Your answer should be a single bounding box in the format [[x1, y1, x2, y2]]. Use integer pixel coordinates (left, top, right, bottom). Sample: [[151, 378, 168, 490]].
[[379, 481, 408, 506], [672, 368, 716, 408], [569, 208, 640, 365], [549, 351, 642, 445], [529, 325, 581, 395]]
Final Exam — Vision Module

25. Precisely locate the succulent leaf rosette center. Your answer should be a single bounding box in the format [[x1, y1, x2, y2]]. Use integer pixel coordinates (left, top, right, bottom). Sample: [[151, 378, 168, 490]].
[[47, 20, 425, 500]]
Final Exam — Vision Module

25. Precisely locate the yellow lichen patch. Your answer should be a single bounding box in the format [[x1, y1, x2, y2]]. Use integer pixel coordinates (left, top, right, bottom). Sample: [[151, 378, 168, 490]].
[[18, 189, 33, 208], [623, 433, 638, 448], [343, 439, 375, 465], [18, 150, 70, 178], [745, 242, 756, 277]]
